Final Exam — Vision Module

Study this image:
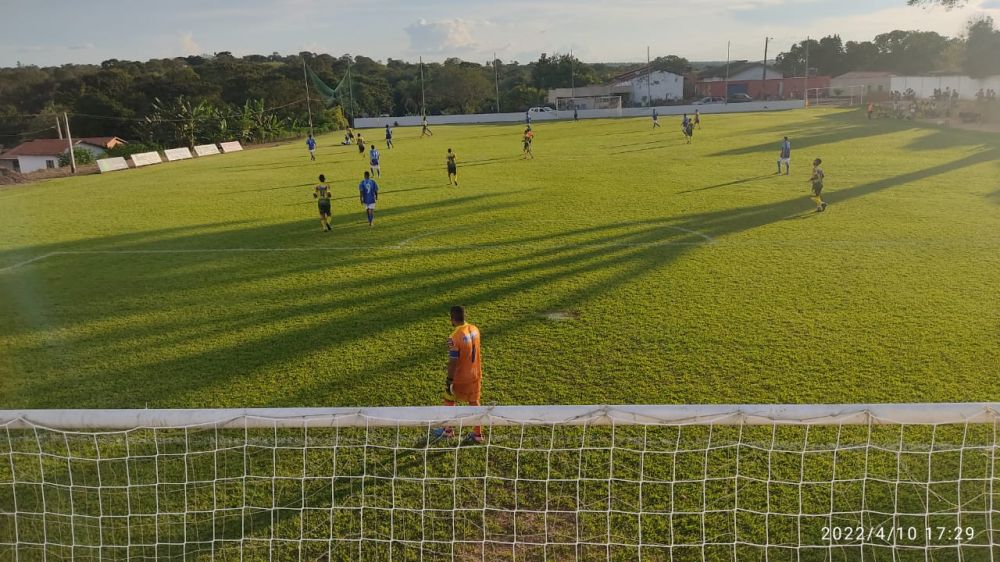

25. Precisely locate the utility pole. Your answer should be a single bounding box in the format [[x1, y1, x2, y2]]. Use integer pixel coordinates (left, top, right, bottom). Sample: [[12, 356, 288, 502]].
[[494, 52, 501, 113], [761, 37, 773, 100], [63, 112, 76, 174], [419, 56, 426, 117], [646, 46, 652, 107], [570, 49, 575, 99], [56, 116, 63, 139], [803, 37, 810, 106], [724, 41, 731, 102], [301, 57, 314, 136]]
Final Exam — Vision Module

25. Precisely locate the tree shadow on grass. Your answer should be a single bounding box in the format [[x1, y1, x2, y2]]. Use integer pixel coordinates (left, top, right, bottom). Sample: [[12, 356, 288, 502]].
[[679, 174, 777, 193], [2, 145, 996, 410]]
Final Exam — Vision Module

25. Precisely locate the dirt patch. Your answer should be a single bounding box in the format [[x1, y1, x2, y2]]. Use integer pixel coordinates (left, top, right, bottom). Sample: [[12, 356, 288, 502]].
[[541, 310, 581, 322], [0, 164, 99, 187], [919, 117, 1000, 134]]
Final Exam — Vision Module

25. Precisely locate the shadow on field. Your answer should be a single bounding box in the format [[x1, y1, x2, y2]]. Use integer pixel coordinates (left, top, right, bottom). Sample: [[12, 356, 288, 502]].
[[679, 174, 777, 193], [1, 146, 997, 409]]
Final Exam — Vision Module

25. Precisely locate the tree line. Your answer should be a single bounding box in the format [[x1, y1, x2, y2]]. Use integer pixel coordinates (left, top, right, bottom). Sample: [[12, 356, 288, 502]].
[[775, 17, 1000, 79], [1, 17, 998, 148]]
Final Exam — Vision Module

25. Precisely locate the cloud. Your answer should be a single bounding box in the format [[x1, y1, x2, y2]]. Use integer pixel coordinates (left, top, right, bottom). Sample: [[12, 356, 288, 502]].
[[69, 43, 95, 51], [178, 32, 201, 56], [980, 0, 1000, 8], [405, 18, 477, 53]]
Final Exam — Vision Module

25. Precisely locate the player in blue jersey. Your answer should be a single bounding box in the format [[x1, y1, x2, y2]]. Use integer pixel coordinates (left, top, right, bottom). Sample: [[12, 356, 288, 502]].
[[306, 134, 316, 161], [385, 124, 394, 149], [359, 171, 379, 226], [777, 136, 791, 175], [652, 108, 660, 128], [369, 144, 381, 178]]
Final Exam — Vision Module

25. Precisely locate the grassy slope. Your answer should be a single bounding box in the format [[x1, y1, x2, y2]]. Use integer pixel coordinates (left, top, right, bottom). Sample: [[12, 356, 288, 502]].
[[0, 108, 998, 409]]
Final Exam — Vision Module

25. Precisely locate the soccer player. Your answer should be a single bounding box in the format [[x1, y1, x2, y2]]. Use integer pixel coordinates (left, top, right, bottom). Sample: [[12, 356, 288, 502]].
[[867, 102, 875, 120], [525, 110, 531, 125], [573, 107, 579, 121], [694, 109, 702, 129], [306, 134, 317, 161], [683, 120, 694, 144], [431, 305, 484, 445], [777, 136, 791, 175], [385, 124, 394, 148], [357, 133, 366, 156], [421, 116, 433, 137], [652, 108, 660, 128], [808, 158, 828, 212], [446, 148, 458, 186], [522, 127, 535, 159], [313, 174, 332, 232], [359, 171, 379, 226], [369, 144, 381, 178]]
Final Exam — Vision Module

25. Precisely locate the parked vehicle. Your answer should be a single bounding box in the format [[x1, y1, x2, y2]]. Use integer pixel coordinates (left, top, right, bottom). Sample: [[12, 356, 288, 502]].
[[728, 93, 753, 103], [527, 106, 555, 114], [693, 96, 725, 105]]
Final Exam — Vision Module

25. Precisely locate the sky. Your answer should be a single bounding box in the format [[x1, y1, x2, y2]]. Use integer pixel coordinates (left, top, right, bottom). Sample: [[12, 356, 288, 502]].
[[2, 0, 999, 68]]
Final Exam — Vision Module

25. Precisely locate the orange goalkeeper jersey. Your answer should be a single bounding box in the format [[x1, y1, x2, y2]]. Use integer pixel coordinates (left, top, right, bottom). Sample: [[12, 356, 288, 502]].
[[448, 323, 482, 386]]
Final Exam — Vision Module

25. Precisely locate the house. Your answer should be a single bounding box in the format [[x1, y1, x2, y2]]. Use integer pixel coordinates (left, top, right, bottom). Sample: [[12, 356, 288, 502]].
[[0, 137, 125, 174], [830, 72, 894, 98], [546, 66, 685, 108], [607, 66, 685, 105], [697, 61, 830, 99]]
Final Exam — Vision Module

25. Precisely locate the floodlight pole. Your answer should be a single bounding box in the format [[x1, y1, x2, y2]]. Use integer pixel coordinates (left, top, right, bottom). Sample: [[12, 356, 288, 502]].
[[724, 41, 731, 102], [347, 58, 356, 124], [63, 112, 76, 174], [646, 46, 652, 107], [56, 116, 63, 139], [419, 56, 426, 117], [494, 52, 501, 113], [302, 57, 314, 137], [803, 37, 810, 106]]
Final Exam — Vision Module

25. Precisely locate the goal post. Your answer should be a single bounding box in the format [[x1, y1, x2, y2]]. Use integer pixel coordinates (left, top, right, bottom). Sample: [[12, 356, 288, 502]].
[[806, 85, 868, 107], [555, 95, 623, 117], [2, 403, 998, 560]]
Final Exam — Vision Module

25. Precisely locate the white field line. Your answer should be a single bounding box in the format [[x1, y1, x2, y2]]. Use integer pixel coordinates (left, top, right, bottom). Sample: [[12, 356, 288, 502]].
[[0, 252, 61, 274]]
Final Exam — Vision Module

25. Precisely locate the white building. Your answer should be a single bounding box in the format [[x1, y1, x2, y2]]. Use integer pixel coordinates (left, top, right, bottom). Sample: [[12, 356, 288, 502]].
[[609, 66, 685, 105], [0, 137, 124, 174], [547, 65, 685, 108]]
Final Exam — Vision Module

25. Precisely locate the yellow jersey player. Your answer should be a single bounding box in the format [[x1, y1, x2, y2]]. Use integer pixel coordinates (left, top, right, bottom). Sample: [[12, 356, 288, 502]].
[[313, 174, 332, 231], [522, 128, 535, 159], [808, 158, 828, 212], [431, 306, 483, 445], [446, 148, 458, 186]]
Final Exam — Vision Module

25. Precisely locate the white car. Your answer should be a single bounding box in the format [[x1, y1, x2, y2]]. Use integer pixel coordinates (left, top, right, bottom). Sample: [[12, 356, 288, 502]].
[[693, 97, 726, 105], [527, 106, 555, 114]]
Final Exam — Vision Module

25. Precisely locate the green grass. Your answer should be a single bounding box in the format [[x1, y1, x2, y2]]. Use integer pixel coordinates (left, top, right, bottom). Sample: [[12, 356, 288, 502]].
[[1, 108, 999, 559], [1, 108, 998, 409]]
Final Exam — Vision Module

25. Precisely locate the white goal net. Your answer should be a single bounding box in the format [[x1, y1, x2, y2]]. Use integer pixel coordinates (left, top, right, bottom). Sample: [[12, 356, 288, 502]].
[[806, 85, 867, 108], [555, 96, 623, 115], [1, 404, 997, 560]]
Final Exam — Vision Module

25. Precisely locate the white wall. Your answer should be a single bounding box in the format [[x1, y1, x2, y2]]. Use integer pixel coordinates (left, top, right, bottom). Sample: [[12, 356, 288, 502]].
[[15, 155, 60, 174], [890, 75, 1000, 99], [354, 100, 804, 129]]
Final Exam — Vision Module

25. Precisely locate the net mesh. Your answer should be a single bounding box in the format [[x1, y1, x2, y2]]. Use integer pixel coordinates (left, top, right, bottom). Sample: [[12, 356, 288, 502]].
[[306, 66, 350, 107], [0, 411, 996, 560]]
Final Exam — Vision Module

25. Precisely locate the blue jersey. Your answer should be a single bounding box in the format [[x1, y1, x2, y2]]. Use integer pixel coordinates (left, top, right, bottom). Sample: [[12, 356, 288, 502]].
[[369, 148, 380, 165], [306, 137, 316, 150], [385, 127, 392, 139], [780, 140, 791, 158], [359, 178, 378, 204]]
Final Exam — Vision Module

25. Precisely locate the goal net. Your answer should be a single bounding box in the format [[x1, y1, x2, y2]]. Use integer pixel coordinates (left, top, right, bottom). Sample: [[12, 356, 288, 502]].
[[806, 85, 867, 108], [1, 404, 996, 560], [555, 96, 622, 116]]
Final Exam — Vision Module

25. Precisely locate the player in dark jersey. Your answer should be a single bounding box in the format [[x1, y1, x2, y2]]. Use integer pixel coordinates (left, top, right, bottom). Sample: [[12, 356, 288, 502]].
[[313, 174, 332, 231], [446, 148, 458, 186], [385, 124, 394, 148]]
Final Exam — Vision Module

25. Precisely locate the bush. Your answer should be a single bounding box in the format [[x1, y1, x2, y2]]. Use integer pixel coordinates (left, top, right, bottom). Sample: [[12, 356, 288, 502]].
[[106, 142, 160, 158], [58, 148, 96, 167], [324, 106, 350, 131]]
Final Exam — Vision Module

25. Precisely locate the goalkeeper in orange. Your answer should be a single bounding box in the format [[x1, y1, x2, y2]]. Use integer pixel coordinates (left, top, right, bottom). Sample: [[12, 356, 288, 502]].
[[431, 305, 484, 445]]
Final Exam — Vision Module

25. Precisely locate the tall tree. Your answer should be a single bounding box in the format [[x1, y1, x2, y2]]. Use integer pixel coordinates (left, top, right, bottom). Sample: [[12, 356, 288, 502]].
[[963, 16, 1000, 78]]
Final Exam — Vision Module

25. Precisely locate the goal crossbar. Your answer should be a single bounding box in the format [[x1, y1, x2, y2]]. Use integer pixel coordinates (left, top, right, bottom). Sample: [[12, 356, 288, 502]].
[[3, 402, 999, 429]]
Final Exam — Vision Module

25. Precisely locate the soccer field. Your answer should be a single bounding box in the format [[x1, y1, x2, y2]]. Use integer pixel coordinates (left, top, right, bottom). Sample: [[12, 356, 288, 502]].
[[0, 108, 998, 410]]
